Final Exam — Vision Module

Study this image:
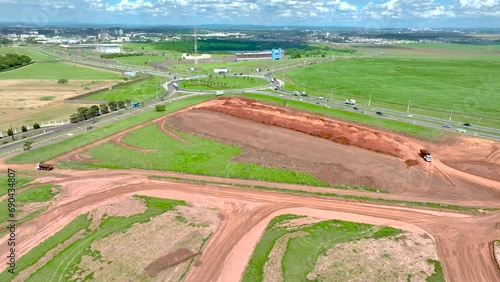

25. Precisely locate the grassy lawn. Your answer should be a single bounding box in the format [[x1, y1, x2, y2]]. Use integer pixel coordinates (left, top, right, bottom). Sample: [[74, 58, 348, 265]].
[[243, 214, 406, 282], [114, 55, 172, 66], [6, 95, 214, 164], [0, 62, 122, 80], [0, 46, 54, 61], [81, 76, 165, 102], [168, 58, 319, 76], [81, 124, 327, 186], [23, 196, 184, 282], [284, 55, 500, 127], [243, 93, 445, 140], [180, 76, 269, 90], [0, 174, 34, 196]]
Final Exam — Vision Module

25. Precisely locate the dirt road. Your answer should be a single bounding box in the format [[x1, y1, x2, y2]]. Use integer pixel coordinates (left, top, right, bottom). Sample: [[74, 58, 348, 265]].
[[0, 170, 498, 282]]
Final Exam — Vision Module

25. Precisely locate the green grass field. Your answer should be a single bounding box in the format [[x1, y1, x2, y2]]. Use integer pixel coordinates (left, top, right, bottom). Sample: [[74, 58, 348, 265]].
[[283, 51, 500, 128], [114, 55, 172, 66], [243, 214, 415, 282], [79, 124, 326, 186], [0, 46, 54, 61], [6, 95, 215, 164], [168, 57, 323, 76], [0, 62, 122, 80], [0, 174, 34, 196], [0, 196, 185, 282], [243, 93, 445, 140], [180, 76, 269, 90], [81, 76, 165, 102]]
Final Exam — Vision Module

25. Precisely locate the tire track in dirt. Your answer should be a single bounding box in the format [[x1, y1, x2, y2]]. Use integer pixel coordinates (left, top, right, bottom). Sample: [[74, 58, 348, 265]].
[[0, 174, 498, 282], [157, 117, 189, 142], [112, 133, 156, 153]]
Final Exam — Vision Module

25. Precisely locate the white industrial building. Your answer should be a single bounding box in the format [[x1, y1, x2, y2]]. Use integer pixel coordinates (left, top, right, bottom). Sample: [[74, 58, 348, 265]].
[[95, 44, 122, 53]]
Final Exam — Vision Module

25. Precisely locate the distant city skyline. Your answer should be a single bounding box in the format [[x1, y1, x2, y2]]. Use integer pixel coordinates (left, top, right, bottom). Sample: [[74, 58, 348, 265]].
[[1, 0, 499, 28]]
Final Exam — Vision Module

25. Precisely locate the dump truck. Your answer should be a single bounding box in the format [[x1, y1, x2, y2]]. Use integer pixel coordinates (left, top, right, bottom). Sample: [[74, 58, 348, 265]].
[[36, 162, 54, 171], [420, 149, 433, 162]]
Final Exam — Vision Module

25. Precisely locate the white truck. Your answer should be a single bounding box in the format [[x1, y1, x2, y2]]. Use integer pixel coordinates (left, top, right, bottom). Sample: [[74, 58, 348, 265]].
[[345, 99, 356, 105], [172, 82, 178, 89], [420, 149, 433, 162]]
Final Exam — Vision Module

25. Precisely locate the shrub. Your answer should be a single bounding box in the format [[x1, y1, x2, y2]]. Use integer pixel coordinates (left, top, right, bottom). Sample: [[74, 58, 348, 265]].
[[155, 105, 166, 112], [33, 122, 40, 129], [21, 125, 27, 132], [58, 78, 69, 84]]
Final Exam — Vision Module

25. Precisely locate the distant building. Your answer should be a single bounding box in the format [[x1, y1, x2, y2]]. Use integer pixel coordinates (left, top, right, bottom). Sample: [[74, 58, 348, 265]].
[[118, 29, 123, 35], [235, 48, 284, 62], [214, 68, 228, 74], [98, 30, 110, 41], [95, 44, 122, 53]]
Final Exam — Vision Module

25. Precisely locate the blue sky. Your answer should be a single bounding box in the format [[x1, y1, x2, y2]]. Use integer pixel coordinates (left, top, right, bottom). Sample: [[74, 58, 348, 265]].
[[1, 0, 499, 28]]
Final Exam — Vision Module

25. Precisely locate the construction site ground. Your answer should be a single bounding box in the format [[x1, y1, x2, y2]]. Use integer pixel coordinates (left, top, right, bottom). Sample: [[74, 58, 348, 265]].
[[1, 97, 499, 282]]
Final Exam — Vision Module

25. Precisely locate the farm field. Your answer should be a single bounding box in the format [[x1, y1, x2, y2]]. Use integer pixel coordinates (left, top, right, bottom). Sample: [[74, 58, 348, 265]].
[[180, 76, 269, 90], [0, 46, 54, 61], [80, 76, 165, 102], [0, 79, 119, 130], [0, 61, 122, 80], [285, 54, 500, 128], [243, 214, 442, 282]]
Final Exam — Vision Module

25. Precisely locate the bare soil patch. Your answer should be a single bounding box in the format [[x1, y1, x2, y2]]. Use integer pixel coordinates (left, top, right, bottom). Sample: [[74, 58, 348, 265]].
[[72, 203, 219, 282], [168, 106, 499, 201], [495, 240, 500, 270], [307, 231, 439, 282]]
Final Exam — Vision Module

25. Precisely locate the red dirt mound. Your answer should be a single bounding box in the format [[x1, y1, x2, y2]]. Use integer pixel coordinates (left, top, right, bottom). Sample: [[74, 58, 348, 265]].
[[196, 97, 415, 160]]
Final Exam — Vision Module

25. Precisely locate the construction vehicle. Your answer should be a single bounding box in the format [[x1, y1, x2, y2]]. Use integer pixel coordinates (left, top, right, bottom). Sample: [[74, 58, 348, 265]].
[[420, 149, 433, 162], [36, 162, 54, 171], [345, 99, 356, 105]]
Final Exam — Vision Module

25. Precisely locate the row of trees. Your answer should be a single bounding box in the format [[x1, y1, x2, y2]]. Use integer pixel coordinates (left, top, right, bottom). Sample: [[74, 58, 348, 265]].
[[69, 100, 132, 123], [0, 54, 32, 71], [1, 123, 41, 142]]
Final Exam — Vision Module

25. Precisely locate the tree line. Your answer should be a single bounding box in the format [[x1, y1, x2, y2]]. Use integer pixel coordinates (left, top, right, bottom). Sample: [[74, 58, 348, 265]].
[[0, 53, 32, 71], [69, 99, 132, 123]]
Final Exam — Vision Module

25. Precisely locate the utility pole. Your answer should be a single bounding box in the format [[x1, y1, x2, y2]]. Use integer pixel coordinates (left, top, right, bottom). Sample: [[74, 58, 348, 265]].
[[330, 88, 333, 101], [368, 93, 372, 107], [449, 105, 455, 121], [407, 99, 411, 114]]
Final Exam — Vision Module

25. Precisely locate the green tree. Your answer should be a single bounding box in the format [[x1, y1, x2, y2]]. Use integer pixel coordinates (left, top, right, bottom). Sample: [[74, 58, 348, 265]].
[[77, 107, 91, 120], [124, 99, 131, 108], [33, 122, 40, 129], [57, 78, 68, 84], [99, 103, 109, 114], [155, 105, 166, 112], [117, 100, 125, 109], [90, 105, 100, 116], [21, 125, 27, 132], [7, 127, 14, 140], [108, 101, 118, 111]]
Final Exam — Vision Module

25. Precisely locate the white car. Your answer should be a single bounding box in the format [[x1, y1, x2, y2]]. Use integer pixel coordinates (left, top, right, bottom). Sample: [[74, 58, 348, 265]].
[[456, 128, 466, 133]]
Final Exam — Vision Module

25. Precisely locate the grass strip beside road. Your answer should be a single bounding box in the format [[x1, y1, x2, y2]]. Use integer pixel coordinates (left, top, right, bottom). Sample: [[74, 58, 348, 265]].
[[6, 95, 214, 164], [149, 176, 499, 214]]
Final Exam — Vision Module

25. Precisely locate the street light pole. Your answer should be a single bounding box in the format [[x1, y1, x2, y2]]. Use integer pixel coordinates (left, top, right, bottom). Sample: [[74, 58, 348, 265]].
[[368, 93, 372, 107], [449, 105, 455, 121]]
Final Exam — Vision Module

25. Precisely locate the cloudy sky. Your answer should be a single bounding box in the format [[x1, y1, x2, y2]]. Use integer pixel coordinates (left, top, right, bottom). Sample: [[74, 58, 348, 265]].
[[1, 0, 499, 28]]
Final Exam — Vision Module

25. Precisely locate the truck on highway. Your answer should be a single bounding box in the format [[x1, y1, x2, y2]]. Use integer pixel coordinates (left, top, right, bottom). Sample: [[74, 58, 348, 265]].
[[36, 162, 54, 171], [420, 149, 433, 162], [345, 99, 356, 105]]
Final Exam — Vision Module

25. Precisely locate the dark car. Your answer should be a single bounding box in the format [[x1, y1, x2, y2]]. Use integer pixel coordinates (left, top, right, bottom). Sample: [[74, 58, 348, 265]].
[[463, 123, 472, 127], [300, 93, 309, 97], [376, 111, 383, 115], [443, 123, 452, 128], [353, 107, 359, 110]]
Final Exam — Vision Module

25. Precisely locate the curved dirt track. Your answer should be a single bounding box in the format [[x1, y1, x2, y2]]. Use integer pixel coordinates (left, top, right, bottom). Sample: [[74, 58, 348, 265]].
[[2, 97, 500, 281], [0, 170, 498, 282], [112, 133, 156, 153], [157, 116, 189, 142]]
